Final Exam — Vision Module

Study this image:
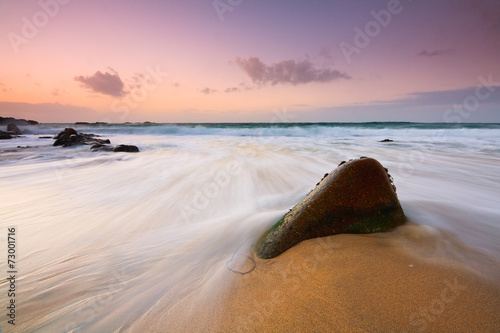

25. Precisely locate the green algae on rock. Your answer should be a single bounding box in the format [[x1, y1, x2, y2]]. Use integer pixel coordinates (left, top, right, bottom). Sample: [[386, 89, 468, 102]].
[[254, 157, 407, 259]]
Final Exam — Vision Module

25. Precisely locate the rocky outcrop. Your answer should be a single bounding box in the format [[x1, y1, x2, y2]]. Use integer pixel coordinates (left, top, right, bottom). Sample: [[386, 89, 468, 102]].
[[53, 128, 110, 147], [254, 157, 407, 259]]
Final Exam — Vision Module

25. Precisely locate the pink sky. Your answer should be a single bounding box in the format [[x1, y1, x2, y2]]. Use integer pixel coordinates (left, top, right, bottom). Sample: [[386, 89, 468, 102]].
[[0, 0, 499, 123]]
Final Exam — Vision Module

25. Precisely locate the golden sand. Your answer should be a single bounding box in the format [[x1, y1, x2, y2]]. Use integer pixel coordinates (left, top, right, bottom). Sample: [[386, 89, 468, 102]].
[[131, 224, 500, 332]]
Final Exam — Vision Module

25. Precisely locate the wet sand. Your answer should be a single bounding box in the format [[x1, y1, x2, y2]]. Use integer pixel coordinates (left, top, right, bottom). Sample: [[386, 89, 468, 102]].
[[131, 224, 500, 333]]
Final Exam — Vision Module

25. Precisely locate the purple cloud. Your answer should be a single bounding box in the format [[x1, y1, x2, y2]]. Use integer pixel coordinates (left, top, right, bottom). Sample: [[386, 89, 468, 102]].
[[235, 57, 350, 86], [200, 87, 218, 94], [224, 82, 253, 93], [417, 49, 452, 57], [224, 87, 240, 93], [75, 71, 126, 97]]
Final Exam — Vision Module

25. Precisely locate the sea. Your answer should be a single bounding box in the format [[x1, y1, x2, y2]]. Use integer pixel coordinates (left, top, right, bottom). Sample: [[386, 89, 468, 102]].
[[1, 122, 499, 332]]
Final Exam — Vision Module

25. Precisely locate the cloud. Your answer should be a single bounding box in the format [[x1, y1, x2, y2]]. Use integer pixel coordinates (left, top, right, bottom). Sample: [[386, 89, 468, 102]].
[[235, 57, 350, 86], [383, 86, 500, 107], [74, 71, 126, 97], [200, 87, 218, 94], [224, 82, 253, 93], [224, 87, 240, 93], [288, 85, 500, 123], [417, 49, 452, 57]]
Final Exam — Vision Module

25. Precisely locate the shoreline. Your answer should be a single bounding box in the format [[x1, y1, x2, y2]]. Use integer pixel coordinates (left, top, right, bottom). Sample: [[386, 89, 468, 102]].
[[131, 224, 500, 332]]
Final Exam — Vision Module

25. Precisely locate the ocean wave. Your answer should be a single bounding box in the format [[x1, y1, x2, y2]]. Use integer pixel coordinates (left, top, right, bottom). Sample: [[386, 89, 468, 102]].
[[26, 122, 500, 139]]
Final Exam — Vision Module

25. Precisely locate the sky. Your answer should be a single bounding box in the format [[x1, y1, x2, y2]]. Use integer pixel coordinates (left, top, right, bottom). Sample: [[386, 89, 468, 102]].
[[0, 0, 499, 123]]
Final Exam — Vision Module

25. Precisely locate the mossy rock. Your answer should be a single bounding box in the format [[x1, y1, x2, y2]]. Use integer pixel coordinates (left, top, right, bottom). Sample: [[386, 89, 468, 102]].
[[254, 157, 406, 259]]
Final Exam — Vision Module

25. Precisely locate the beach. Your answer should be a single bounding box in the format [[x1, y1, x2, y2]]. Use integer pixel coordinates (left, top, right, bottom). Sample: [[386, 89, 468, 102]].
[[1, 122, 499, 332], [135, 229, 500, 332]]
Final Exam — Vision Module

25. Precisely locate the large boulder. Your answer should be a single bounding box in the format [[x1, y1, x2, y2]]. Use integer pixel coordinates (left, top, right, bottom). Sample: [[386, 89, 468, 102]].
[[254, 157, 407, 259]]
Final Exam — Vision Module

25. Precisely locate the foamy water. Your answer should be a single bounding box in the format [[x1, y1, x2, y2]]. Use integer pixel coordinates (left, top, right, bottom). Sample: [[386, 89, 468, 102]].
[[1, 123, 499, 332]]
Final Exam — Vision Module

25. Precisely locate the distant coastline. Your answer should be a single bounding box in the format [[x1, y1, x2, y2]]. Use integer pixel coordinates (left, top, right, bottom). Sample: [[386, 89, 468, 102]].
[[0, 116, 38, 126]]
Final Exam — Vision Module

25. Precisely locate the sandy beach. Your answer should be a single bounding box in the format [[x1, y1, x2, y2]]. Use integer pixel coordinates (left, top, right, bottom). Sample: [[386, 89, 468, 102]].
[[130, 224, 500, 333]]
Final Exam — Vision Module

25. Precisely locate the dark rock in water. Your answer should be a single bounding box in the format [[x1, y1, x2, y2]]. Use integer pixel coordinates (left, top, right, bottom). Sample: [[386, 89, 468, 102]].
[[53, 128, 111, 147], [113, 144, 139, 153], [7, 123, 21, 135], [90, 143, 115, 152], [0, 130, 13, 140], [254, 157, 407, 259], [38, 136, 53, 139], [54, 128, 78, 140], [380, 139, 394, 142]]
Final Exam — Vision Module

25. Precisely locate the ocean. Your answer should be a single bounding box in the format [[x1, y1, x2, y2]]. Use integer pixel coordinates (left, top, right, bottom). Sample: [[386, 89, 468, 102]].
[[1, 122, 499, 332]]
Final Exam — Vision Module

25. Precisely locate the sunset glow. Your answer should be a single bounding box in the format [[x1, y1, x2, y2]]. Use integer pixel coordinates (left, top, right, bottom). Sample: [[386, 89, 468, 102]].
[[1, 0, 499, 122]]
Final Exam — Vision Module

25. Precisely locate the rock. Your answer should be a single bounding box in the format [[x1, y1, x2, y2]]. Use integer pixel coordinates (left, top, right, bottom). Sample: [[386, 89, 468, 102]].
[[90, 143, 115, 152], [0, 130, 13, 140], [54, 128, 78, 140], [254, 157, 407, 259], [38, 136, 53, 139], [53, 128, 111, 147], [113, 144, 139, 153], [6, 123, 21, 135], [380, 139, 393, 142]]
